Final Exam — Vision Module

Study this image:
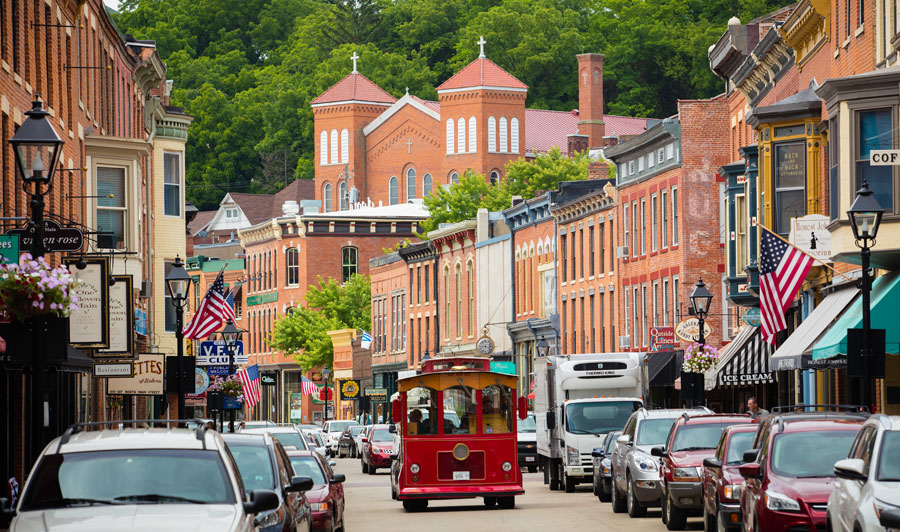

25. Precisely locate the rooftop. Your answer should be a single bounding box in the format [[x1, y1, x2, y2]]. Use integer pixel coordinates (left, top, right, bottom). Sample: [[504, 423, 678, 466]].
[[301, 201, 429, 220], [311, 72, 398, 106], [436, 57, 528, 92]]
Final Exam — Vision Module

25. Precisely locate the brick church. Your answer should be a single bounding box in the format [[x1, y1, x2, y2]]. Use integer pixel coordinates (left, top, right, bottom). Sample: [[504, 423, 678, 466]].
[[311, 42, 652, 212]]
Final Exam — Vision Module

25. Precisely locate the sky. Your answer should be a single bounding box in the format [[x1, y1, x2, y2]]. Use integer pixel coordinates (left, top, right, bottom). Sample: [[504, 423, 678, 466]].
[[103, 0, 120, 11]]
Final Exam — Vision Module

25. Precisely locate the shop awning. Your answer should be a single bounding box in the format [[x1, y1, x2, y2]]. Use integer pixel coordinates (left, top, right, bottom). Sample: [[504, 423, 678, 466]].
[[770, 286, 859, 371], [644, 350, 681, 387], [813, 270, 900, 359], [705, 326, 773, 390]]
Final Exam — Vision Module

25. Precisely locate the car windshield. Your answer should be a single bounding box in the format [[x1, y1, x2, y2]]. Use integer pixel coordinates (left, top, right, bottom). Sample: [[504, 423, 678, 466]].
[[227, 442, 275, 492], [350, 426, 365, 437], [518, 414, 536, 433], [636, 418, 677, 446], [372, 429, 392, 442], [725, 431, 756, 465], [288, 456, 327, 486], [771, 430, 857, 477], [605, 433, 621, 454], [19, 449, 235, 510], [672, 423, 740, 451], [878, 431, 900, 481], [565, 401, 641, 434], [271, 431, 308, 451], [327, 421, 358, 433]]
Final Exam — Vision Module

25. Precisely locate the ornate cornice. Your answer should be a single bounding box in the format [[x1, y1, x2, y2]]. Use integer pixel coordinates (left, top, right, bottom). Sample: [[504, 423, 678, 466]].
[[778, 0, 828, 69]]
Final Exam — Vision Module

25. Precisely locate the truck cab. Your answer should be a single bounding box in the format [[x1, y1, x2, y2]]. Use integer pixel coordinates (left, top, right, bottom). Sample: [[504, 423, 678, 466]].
[[534, 353, 646, 493]]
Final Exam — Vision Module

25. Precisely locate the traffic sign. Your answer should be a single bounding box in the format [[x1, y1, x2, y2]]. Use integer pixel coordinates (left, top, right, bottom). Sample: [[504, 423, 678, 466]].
[[197, 341, 246, 366]]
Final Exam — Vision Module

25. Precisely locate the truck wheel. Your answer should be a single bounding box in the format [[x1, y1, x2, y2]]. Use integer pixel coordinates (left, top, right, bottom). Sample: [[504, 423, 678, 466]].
[[627, 476, 646, 517], [666, 493, 687, 530], [611, 470, 626, 513], [549, 459, 561, 491], [528, 465, 537, 473], [483, 497, 497, 508], [542, 458, 550, 485], [564, 472, 576, 493], [498, 496, 515, 509]]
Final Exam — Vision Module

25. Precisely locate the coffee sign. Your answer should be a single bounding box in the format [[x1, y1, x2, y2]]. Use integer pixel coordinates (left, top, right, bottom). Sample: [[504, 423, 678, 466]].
[[674, 318, 713, 343]]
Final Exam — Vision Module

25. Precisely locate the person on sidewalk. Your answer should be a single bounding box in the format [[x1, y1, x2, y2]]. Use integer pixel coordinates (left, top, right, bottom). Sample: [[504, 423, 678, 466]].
[[747, 397, 769, 421]]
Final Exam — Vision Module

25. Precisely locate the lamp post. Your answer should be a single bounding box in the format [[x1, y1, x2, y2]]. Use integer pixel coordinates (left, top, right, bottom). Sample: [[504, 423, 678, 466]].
[[689, 279, 713, 407], [536, 336, 550, 357], [166, 256, 192, 420], [322, 366, 332, 422], [221, 320, 245, 432], [848, 181, 884, 412]]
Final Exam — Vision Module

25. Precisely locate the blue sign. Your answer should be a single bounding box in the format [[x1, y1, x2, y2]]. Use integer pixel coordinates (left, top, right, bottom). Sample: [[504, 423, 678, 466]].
[[223, 396, 242, 409], [741, 307, 762, 328], [134, 309, 147, 336], [197, 341, 246, 366], [206, 365, 231, 377]]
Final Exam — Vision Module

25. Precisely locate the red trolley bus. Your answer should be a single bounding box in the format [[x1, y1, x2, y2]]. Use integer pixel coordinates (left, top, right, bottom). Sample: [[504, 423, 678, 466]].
[[390, 357, 527, 511]]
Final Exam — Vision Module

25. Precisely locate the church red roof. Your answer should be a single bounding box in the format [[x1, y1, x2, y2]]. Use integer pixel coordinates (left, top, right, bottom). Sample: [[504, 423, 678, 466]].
[[311, 73, 397, 106], [436, 58, 528, 91]]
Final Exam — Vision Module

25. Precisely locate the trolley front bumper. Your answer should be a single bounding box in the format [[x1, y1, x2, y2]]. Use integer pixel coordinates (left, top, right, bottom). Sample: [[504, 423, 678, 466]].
[[399, 484, 525, 500]]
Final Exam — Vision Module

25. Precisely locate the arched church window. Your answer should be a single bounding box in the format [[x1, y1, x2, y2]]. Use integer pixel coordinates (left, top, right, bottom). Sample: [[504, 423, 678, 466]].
[[323, 182, 333, 213], [488, 117, 497, 152], [406, 168, 417, 202], [423, 174, 433, 197], [389, 176, 399, 205], [511, 118, 520, 154], [340, 129, 349, 164], [457, 118, 466, 154], [500, 117, 508, 153], [446, 119, 455, 154], [320, 131, 328, 165], [468, 117, 476, 153]]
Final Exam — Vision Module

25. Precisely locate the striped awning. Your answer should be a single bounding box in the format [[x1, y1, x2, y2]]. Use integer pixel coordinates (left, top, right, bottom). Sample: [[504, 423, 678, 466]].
[[705, 327, 774, 390]]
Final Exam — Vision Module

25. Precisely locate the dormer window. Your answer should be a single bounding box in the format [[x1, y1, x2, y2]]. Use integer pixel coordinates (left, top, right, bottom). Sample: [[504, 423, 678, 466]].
[[226, 208, 239, 219]]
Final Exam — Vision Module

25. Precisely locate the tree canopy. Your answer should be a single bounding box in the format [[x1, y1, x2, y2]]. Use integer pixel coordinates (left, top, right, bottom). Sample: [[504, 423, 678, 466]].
[[114, 0, 790, 209]]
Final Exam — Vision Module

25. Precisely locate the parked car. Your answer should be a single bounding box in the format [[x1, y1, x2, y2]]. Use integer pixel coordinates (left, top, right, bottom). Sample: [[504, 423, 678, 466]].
[[592, 430, 621, 502], [286, 450, 346, 532], [827, 414, 900, 532], [701, 423, 758, 532], [654, 414, 751, 530], [1, 421, 280, 532], [222, 433, 314, 532], [353, 425, 372, 457], [338, 426, 366, 458], [302, 430, 329, 459], [610, 406, 712, 517], [361, 424, 395, 474], [322, 420, 359, 455], [243, 420, 278, 430], [296, 424, 324, 432], [738, 407, 868, 532], [243, 426, 310, 453], [518, 412, 538, 473]]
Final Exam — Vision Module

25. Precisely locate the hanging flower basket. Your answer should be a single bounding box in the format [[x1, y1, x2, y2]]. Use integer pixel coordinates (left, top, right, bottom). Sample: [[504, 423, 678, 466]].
[[0, 254, 80, 321], [682, 343, 719, 374], [208, 374, 245, 404]]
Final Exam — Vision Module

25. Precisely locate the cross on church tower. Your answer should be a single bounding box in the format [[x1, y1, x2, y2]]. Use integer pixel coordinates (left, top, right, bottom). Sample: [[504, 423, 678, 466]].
[[478, 36, 486, 58], [351, 51, 359, 73]]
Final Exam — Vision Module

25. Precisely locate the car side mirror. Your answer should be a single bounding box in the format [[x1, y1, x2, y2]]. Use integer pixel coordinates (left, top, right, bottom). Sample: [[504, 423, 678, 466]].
[[331, 474, 346, 484], [388, 424, 396, 433], [0, 497, 14, 516], [742, 449, 758, 463], [286, 475, 314, 493], [546, 411, 556, 430], [328, 461, 337, 467], [243, 489, 280, 514], [880, 508, 900, 529], [650, 446, 667, 458], [833, 458, 867, 482], [591, 447, 605, 458], [518, 396, 528, 420], [703, 457, 722, 469], [738, 462, 761, 480], [617, 434, 632, 446], [361, 437, 368, 443]]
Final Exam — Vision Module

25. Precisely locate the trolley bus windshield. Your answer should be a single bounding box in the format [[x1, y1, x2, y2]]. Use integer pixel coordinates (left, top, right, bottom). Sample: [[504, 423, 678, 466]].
[[565, 401, 642, 434]]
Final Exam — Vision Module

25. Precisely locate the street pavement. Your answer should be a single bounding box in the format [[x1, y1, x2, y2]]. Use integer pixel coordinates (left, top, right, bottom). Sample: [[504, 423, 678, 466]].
[[337, 458, 703, 531]]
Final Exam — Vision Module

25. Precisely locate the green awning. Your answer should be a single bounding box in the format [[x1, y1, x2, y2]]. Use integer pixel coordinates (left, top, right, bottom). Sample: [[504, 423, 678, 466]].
[[812, 270, 900, 359]]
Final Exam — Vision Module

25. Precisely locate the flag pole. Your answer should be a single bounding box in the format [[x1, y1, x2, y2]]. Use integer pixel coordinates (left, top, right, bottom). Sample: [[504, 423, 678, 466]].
[[758, 224, 855, 283]]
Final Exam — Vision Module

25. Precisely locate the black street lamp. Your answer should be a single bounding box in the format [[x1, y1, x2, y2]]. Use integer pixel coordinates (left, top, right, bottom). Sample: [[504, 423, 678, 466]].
[[688, 279, 713, 407], [536, 336, 550, 357], [166, 256, 192, 420], [848, 180, 884, 412], [221, 320, 245, 432], [322, 366, 332, 422]]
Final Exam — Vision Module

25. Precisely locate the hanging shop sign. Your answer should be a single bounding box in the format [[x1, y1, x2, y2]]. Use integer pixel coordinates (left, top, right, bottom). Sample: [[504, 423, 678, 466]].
[[0, 235, 20, 264], [92, 360, 134, 378], [197, 340, 246, 365], [790, 214, 831, 263], [340, 379, 361, 400], [260, 372, 277, 386], [97, 275, 134, 358], [650, 326, 676, 351], [364, 387, 388, 402], [674, 318, 713, 343], [64, 257, 110, 349], [107, 353, 164, 395], [6, 220, 84, 252], [741, 307, 762, 328]]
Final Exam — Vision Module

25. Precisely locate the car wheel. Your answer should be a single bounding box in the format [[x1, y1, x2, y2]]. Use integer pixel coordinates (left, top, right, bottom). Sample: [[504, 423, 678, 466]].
[[611, 470, 626, 513], [627, 476, 646, 518], [498, 496, 515, 509], [528, 465, 537, 473], [368, 465, 377, 475], [483, 497, 497, 508], [599, 479, 612, 503], [402, 500, 427, 512], [666, 493, 687, 530], [361, 461, 368, 474], [661, 490, 669, 524], [564, 471, 576, 493], [592, 474, 600, 496]]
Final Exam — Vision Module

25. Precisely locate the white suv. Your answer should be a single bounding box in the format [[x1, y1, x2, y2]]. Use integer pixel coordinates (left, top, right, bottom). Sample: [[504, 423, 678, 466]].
[[0, 420, 279, 532], [827, 414, 900, 532], [321, 420, 358, 455]]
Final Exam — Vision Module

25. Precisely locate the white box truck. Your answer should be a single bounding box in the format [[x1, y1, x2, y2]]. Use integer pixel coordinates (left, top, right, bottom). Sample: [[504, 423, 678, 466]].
[[534, 352, 646, 493]]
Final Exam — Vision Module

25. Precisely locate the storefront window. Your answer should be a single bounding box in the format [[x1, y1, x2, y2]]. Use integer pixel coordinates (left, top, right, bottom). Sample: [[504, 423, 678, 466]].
[[857, 108, 894, 210], [773, 141, 806, 236], [443, 386, 477, 435], [481, 385, 513, 434], [406, 387, 438, 436]]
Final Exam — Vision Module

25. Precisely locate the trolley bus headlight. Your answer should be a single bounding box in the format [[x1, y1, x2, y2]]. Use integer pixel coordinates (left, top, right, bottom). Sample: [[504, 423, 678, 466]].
[[502, 461, 512, 472], [410, 463, 421, 474]]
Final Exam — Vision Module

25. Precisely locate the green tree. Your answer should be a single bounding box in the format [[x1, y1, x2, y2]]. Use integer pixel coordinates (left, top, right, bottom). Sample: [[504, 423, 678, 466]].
[[269, 274, 371, 370], [418, 171, 496, 234], [319, 0, 387, 47]]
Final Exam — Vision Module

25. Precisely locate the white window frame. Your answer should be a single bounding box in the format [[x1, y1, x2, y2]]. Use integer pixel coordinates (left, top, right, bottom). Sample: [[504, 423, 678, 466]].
[[330, 129, 338, 164], [631, 201, 638, 256], [95, 163, 129, 250], [320, 131, 328, 165], [511, 118, 520, 154], [457, 118, 466, 154], [163, 151, 183, 218], [406, 168, 417, 202], [661, 189, 668, 248], [499, 117, 508, 153], [468, 116, 477, 153], [672, 186, 679, 245], [640, 199, 646, 255], [638, 156, 644, 172], [446, 119, 455, 154], [340, 129, 349, 164], [623, 286, 630, 339], [651, 193, 658, 252], [488, 116, 497, 152], [323, 183, 332, 213], [662, 278, 670, 326], [623, 203, 630, 255]]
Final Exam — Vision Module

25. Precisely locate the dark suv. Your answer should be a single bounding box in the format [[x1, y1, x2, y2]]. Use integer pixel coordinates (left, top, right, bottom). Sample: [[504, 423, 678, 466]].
[[738, 406, 868, 532], [701, 423, 758, 531], [653, 414, 752, 530]]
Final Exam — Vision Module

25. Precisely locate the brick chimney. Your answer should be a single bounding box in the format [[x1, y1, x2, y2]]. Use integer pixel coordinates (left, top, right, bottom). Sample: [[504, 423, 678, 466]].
[[576, 53, 605, 149]]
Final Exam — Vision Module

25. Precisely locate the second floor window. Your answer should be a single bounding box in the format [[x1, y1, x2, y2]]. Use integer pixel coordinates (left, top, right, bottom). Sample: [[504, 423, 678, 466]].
[[857, 108, 894, 211], [163, 152, 181, 216], [97, 166, 126, 249], [342, 246, 358, 282], [286, 248, 299, 286], [774, 141, 806, 236]]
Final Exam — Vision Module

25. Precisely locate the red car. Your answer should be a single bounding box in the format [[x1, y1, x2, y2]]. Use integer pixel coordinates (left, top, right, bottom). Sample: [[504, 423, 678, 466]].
[[738, 409, 868, 532], [653, 414, 752, 530], [286, 449, 346, 532], [700, 424, 758, 531], [360, 423, 395, 474]]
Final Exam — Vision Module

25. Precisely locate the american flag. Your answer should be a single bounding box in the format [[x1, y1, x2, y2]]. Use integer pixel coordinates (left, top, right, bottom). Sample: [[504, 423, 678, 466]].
[[760, 228, 814, 345], [182, 269, 232, 339], [301, 376, 319, 396], [237, 364, 262, 408]]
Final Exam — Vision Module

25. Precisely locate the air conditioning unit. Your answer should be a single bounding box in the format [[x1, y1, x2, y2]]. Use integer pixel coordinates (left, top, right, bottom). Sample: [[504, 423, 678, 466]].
[[618, 335, 631, 348], [615, 246, 629, 259]]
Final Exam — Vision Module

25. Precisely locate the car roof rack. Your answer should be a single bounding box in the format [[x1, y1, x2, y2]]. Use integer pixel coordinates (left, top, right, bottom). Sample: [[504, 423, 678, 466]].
[[770, 404, 869, 413], [57, 419, 210, 452], [870, 413, 893, 430]]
